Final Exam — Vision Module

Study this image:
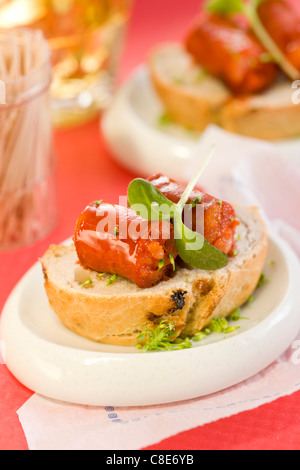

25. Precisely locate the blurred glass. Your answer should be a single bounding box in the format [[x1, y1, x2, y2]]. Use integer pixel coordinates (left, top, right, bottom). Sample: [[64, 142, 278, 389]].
[[0, 0, 133, 127]]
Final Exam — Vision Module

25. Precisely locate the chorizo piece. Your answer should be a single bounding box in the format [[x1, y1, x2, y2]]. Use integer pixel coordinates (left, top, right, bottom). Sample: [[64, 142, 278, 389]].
[[148, 174, 239, 257], [74, 201, 178, 289], [258, 0, 300, 71], [185, 13, 278, 94]]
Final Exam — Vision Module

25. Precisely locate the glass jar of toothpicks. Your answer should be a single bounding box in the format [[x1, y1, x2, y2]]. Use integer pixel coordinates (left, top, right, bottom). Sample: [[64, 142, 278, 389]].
[[0, 28, 57, 250]]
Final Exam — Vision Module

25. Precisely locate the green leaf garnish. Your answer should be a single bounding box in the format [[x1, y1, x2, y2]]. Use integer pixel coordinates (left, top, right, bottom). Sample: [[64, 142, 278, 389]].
[[137, 321, 192, 352], [158, 112, 173, 127], [169, 253, 176, 271], [190, 195, 202, 208], [81, 279, 93, 288], [106, 274, 118, 286], [192, 331, 207, 342], [173, 209, 229, 270], [206, 0, 244, 14], [205, 0, 300, 80], [256, 272, 269, 288], [227, 307, 242, 321], [127, 178, 175, 221], [157, 259, 165, 271], [127, 146, 229, 271], [247, 294, 255, 307]]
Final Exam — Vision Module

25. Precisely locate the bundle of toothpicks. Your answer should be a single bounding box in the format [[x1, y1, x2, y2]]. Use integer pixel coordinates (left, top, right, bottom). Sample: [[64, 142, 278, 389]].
[[0, 28, 55, 249]]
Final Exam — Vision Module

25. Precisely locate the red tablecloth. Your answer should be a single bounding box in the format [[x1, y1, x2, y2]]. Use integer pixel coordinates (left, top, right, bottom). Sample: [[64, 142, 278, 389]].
[[1, 0, 300, 451]]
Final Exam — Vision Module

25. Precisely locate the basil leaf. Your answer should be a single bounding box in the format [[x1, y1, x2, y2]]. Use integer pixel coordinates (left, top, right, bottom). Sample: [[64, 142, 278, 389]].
[[173, 210, 229, 271], [127, 178, 229, 271], [205, 0, 245, 14], [127, 147, 229, 271], [127, 178, 176, 221]]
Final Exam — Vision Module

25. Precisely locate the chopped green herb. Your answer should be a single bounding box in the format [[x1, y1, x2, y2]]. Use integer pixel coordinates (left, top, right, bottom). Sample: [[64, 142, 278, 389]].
[[247, 294, 255, 307], [172, 76, 184, 85], [81, 279, 93, 288], [168, 254, 176, 271], [195, 68, 208, 83], [217, 201, 222, 206], [192, 314, 242, 341], [185, 278, 189, 283], [210, 317, 228, 332], [97, 273, 105, 278], [158, 259, 165, 271], [269, 260, 276, 267], [113, 225, 119, 236], [137, 321, 192, 352], [224, 326, 240, 334], [226, 308, 248, 322], [192, 331, 207, 342], [205, 0, 244, 15], [257, 273, 270, 288], [94, 200, 103, 207], [233, 250, 238, 257], [227, 308, 241, 321], [158, 113, 173, 127], [190, 195, 202, 208], [106, 274, 118, 286]]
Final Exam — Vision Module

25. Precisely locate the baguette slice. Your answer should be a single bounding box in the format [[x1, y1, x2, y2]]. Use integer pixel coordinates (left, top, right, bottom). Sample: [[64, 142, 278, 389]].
[[149, 43, 300, 141], [41, 205, 268, 347]]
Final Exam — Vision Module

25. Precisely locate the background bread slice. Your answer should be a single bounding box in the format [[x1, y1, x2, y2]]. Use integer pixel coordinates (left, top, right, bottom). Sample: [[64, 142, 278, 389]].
[[149, 43, 300, 141], [149, 42, 230, 132], [41, 205, 268, 347]]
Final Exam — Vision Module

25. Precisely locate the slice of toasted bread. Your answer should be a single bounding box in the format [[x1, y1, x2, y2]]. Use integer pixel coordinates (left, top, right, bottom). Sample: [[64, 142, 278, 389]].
[[149, 42, 231, 132], [149, 42, 300, 141], [41, 205, 268, 347]]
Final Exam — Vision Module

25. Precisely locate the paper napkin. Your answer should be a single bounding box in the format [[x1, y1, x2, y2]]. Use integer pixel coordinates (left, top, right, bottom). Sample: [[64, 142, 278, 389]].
[[17, 126, 300, 450]]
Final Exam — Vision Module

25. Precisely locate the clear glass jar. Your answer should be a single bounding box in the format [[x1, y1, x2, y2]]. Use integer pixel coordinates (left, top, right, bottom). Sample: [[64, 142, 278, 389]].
[[0, 28, 57, 250]]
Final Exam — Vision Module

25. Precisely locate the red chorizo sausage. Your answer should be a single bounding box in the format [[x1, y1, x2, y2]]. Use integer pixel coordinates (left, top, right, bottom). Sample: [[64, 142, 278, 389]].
[[74, 201, 178, 289], [148, 174, 239, 257], [185, 13, 278, 94], [258, 0, 300, 71]]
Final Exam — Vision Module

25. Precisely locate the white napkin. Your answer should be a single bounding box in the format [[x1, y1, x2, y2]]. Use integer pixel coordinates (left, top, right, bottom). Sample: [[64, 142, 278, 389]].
[[17, 126, 300, 450]]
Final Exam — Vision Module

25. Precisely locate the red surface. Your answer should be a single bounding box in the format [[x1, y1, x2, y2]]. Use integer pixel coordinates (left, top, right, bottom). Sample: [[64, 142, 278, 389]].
[[0, 0, 300, 451]]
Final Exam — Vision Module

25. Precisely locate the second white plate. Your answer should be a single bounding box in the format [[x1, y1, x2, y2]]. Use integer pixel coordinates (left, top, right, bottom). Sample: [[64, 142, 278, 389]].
[[102, 66, 300, 181]]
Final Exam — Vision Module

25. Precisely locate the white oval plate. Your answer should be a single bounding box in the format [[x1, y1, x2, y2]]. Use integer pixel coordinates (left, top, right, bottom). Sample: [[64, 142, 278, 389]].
[[1, 230, 300, 407], [102, 66, 300, 181]]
